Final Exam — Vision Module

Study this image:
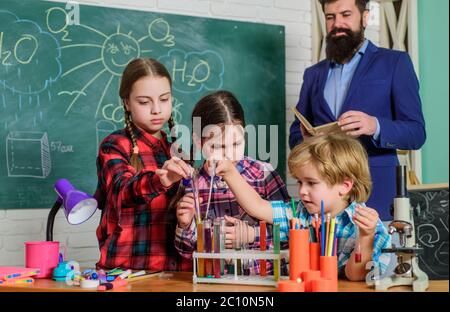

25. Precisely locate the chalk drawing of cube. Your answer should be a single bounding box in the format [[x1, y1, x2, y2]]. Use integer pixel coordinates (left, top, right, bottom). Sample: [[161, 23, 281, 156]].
[[6, 131, 51, 178]]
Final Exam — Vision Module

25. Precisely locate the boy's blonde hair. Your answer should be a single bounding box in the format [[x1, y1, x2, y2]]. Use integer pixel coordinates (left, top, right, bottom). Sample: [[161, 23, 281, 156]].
[[288, 134, 372, 202]]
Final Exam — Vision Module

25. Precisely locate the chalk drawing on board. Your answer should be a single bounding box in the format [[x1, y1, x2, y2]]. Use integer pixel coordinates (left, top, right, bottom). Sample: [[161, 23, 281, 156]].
[[58, 90, 86, 97], [5, 131, 51, 178], [0, 10, 62, 95], [59, 19, 177, 117], [412, 188, 449, 278], [101, 98, 124, 124], [138, 18, 175, 48], [417, 223, 440, 248], [158, 49, 225, 94], [435, 241, 449, 266], [171, 96, 184, 124], [162, 96, 184, 135]]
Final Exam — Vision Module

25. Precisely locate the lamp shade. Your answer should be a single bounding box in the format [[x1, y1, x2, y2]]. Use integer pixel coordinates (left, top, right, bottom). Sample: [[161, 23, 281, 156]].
[[54, 179, 97, 225]]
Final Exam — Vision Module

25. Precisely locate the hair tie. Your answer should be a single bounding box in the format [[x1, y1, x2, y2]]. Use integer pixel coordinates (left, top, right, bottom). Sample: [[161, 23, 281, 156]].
[[133, 145, 139, 154]]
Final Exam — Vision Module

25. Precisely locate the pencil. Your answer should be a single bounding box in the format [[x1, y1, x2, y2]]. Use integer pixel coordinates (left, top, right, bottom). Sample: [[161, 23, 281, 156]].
[[333, 237, 338, 257], [321, 200, 325, 256], [314, 214, 319, 244], [325, 213, 331, 256], [291, 198, 296, 219], [125, 271, 162, 282], [327, 218, 336, 257], [309, 223, 316, 242]]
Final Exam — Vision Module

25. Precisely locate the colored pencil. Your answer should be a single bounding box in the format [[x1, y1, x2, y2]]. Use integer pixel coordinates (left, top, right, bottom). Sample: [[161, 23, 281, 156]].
[[321, 200, 325, 256], [314, 214, 319, 244], [327, 218, 336, 256], [325, 213, 331, 255], [291, 198, 296, 219], [333, 237, 338, 256], [125, 271, 162, 282]]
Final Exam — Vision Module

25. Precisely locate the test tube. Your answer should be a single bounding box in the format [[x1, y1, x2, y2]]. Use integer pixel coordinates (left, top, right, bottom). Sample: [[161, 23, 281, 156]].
[[197, 222, 205, 277], [204, 219, 213, 277], [213, 218, 221, 278], [355, 226, 362, 263], [234, 220, 242, 275], [260, 221, 267, 276], [234, 220, 241, 250], [273, 223, 280, 281], [220, 218, 226, 275], [242, 220, 249, 275], [191, 170, 201, 223]]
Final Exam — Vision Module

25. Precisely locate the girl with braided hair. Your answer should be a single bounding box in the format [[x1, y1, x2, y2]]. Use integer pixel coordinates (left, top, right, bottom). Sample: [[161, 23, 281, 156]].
[[94, 58, 192, 271]]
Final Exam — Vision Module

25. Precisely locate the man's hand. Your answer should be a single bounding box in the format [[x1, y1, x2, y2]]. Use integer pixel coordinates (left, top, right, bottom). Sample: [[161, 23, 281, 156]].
[[338, 110, 378, 138]]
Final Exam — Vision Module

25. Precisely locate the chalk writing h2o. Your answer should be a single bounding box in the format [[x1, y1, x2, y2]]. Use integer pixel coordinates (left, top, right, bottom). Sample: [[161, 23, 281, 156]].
[[0, 32, 39, 66]]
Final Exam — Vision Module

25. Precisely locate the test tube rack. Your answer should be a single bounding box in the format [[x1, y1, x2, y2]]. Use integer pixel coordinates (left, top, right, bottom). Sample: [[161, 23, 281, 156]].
[[192, 249, 289, 286]]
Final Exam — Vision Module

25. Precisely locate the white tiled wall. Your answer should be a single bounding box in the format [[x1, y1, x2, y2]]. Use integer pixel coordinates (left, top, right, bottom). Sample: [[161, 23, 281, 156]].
[[0, 0, 380, 267]]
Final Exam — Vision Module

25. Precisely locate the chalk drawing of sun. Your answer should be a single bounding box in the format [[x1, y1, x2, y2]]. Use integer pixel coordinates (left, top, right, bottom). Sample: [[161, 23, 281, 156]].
[[55, 15, 176, 122], [60, 23, 158, 119]]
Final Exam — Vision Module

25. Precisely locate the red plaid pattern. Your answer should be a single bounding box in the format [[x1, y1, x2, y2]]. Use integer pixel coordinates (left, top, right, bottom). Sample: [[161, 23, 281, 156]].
[[95, 128, 192, 271]]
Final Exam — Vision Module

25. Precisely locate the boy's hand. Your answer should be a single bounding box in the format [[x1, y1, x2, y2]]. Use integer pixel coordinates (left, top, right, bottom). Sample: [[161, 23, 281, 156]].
[[156, 156, 192, 187], [223, 215, 255, 249], [214, 159, 238, 180], [176, 193, 203, 230], [353, 205, 379, 238]]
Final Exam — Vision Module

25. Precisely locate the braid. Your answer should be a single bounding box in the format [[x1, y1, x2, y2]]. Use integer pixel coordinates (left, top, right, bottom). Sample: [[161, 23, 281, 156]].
[[124, 111, 144, 171]]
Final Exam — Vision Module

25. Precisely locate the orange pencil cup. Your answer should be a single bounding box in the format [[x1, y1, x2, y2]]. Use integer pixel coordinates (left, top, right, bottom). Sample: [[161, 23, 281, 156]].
[[320, 256, 338, 292], [309, 242, 321, 271], [278, 279, 305, 292], [289, 228, 310, 281], [301, 270, 321, 292], [311, 278, 334, 292]]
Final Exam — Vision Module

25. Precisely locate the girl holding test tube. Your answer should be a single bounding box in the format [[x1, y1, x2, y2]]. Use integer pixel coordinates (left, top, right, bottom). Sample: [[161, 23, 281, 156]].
[[173, 91, 290, 275]]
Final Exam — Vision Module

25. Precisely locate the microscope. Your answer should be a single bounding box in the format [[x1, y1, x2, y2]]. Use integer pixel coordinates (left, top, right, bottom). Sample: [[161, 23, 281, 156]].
[[375, 166, 429, 292]]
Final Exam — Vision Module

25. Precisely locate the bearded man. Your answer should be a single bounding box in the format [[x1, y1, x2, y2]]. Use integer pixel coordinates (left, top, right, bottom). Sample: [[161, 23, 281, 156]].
[[289, 0, 426, 221]]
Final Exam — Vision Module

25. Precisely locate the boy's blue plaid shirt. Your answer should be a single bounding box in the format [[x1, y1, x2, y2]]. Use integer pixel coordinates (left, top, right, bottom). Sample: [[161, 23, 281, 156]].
[[272, 200, 392, 276]]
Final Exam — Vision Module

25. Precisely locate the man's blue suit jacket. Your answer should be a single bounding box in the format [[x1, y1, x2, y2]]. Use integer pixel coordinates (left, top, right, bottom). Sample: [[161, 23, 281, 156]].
[[289, 41, 426, 220]]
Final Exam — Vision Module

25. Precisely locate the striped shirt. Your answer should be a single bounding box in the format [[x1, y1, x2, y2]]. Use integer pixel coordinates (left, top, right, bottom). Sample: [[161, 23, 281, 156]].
[[174, 157, 290, 275], [95, 128, 192, 271], [272, 200, 392, 276]]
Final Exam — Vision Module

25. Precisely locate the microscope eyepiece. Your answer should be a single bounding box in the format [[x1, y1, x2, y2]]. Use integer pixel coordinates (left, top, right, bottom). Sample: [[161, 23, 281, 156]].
[[396, 166, 408, 198]]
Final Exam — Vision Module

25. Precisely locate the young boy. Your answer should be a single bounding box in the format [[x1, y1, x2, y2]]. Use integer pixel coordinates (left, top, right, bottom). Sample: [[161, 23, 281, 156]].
[[214, 134, 391, 281]]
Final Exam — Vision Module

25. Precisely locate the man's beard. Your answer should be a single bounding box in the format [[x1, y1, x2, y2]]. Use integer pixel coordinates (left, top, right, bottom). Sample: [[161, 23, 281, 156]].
[[325, 24, 365, 64]]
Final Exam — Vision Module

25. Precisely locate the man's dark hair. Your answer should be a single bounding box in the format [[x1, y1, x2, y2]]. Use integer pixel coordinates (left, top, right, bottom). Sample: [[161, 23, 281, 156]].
[[319, 0, 370, 14]]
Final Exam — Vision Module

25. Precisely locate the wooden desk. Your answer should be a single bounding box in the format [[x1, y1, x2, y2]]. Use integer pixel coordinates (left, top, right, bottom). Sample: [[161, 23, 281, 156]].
[[0, 272, 448, 292]]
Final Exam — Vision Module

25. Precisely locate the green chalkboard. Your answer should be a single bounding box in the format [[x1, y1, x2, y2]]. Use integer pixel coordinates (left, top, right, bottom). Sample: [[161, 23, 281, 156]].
[[0, 0, 286, 209]]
